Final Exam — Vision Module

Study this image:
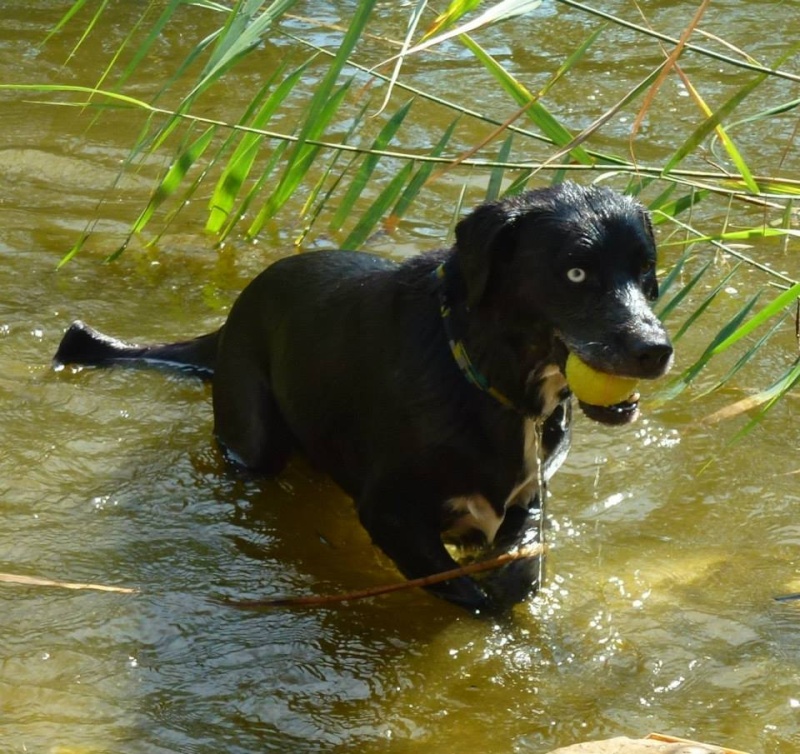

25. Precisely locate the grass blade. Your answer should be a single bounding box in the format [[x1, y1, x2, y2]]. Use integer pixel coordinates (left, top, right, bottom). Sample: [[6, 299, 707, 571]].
[[709, 281, 800, 357], [381, 0, 543, 62], [650, 188, 709, 222], [422, 0, 482, 41], [206, 59, 311, 233], [387, 116, 460, 227], [192, 0, 299, 99], [45, 0, 111, 59], [459, 34, 592, 165], [486, 134, 514, 202], [330, 99, 414, 232], [660, 290, 762, 401], [700, 309, 791, 398], [653, 242, 690, 301], [219, 140, 290, 243], [668, 67, 760, 193], [133, 125, 217, 234], [248, 78, 354, 236], [660, 226, 800, 247], [375, 0, 427, 117], [255, 0, 378, 224], [294, 98, 374, 247], [727, 358, 800, 437], [657, 258, 714, 323], [114, 0, 184, 90], [672, 264, 742, 343], [341, 162, 415, 249]]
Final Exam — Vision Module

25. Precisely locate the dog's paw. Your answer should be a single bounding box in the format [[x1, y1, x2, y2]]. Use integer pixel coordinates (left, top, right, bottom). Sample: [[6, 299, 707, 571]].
[[481, 555, 541, 611]]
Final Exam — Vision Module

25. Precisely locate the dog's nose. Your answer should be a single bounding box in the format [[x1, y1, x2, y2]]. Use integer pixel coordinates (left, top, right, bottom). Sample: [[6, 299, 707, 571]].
[[636, 342, 673, 376]]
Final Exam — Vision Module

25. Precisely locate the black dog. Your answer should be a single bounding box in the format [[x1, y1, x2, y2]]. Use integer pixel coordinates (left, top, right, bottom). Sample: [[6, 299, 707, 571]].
[[54, 182, 673, 614]]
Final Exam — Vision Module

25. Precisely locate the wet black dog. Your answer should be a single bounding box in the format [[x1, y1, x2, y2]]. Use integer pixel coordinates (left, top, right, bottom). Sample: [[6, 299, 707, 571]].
[[54, 182, 673, 614]]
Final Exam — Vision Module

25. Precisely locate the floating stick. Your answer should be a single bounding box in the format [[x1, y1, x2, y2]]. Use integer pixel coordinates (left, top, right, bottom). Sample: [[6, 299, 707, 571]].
[[0, 572, 137, 594], [222, 544, 546, 609]]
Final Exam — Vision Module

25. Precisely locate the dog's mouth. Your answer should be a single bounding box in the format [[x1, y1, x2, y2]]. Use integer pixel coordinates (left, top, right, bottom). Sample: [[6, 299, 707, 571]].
[[577, 394, 640, 425], [551, 336, 641, 425]]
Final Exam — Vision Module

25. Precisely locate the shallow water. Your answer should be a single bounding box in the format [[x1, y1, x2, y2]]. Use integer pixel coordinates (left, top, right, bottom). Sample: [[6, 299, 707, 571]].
[[1, 2, 799, 753]]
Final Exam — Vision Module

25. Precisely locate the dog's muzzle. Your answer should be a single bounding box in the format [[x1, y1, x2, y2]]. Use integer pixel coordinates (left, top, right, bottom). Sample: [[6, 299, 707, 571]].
[[558, 339, 673, 426]]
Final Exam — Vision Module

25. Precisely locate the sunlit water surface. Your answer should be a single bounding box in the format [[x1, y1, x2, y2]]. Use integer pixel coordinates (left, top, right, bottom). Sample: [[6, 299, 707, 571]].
[[1, 2, 799, 753]]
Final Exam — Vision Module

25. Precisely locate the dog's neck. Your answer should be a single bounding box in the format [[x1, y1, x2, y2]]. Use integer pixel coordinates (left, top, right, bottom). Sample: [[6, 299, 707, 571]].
[[434, 257, 564, 418], [434, 259, 519, 411]]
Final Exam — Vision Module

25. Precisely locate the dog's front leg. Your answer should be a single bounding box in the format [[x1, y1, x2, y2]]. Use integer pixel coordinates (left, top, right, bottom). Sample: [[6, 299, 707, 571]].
[[480, 502, 543, 609], [357, 491, 495, 614]]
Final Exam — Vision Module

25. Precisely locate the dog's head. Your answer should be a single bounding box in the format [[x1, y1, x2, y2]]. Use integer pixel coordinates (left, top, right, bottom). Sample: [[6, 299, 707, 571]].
[[454, 182, 673, 424]]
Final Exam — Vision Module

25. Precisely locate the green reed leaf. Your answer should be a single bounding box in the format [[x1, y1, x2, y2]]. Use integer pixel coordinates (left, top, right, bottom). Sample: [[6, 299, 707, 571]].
[[247, 79, 354, 236], [700, 310, 791, 398], [660, 227, 800, 247], [459, 33, 593, 165], [483, 135, 513, 202], [330, 99, 414, 232], [672, 264, 742, 343], [659, 290, 761, 402], [739, 359, 800, 433], [390, 117, 459, 223], [709, 281, 800, 357], [657, 258, 714, 323], [253, 0, 377, 227], [342, 162, 415, 249], [206, 59, 311, 233]]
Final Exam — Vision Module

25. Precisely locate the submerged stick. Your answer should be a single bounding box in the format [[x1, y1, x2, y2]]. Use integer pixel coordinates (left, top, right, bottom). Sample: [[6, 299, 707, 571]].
[[222, 544, 546, 609], [646, 732, 749, 754], [0, 572, 137, 594], [773, 592, 800, 602]]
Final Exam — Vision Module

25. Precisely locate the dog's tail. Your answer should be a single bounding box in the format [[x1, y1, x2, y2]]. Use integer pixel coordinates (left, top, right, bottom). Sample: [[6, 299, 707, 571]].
[[53, 320, 219, 378]]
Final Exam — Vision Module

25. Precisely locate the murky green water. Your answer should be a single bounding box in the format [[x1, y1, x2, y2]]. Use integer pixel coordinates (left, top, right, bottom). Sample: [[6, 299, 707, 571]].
[[1, 2, 799, 753]]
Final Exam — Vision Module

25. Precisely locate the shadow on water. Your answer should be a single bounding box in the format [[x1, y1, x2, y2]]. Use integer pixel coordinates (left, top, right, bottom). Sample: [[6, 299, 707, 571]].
[[108, 436, 634, 753], [117, 444, 537, 753]]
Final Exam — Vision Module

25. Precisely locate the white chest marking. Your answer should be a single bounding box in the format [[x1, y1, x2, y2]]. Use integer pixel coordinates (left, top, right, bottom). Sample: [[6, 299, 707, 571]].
[[445, 419, 544, 544], [505, 417, 543, 509], [445, 494, 505, 543], [532, 362, 567, 419]]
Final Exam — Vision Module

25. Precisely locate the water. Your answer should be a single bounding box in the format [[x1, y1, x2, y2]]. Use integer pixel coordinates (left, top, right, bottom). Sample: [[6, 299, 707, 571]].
[[1, 2, 799, 753]]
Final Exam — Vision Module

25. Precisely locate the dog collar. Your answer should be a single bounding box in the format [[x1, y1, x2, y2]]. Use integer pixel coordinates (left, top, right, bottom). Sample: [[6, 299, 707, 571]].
[[434, 262, 518, 411]]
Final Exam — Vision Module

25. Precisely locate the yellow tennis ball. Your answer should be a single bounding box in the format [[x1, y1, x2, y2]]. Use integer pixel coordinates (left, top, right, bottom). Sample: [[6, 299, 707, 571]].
[[565, 353, 639, 406]]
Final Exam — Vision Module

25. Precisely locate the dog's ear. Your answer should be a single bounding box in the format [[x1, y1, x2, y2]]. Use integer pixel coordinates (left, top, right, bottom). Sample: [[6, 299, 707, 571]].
[[455, 202, 516, 307], [640, 209, 659, 301]]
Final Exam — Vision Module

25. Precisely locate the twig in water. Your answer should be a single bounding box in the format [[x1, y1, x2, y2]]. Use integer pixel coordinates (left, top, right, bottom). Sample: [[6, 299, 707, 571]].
[[647, 732, 750, 754], [221, 544, 546, 609], [0, 572, 137, 594], [773, 592, 800, 602]]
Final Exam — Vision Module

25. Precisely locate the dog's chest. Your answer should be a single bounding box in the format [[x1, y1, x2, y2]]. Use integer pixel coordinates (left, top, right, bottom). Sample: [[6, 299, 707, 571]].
[[445, 417, 543, 543], [507, 417, 544, 507], [532, 362, 567, 418]]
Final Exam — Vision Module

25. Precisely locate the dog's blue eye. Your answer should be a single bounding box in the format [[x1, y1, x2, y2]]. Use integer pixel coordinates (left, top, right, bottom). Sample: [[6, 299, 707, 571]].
[[566, 267, 586, 283]]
